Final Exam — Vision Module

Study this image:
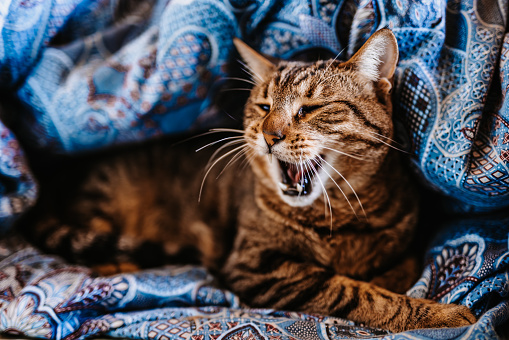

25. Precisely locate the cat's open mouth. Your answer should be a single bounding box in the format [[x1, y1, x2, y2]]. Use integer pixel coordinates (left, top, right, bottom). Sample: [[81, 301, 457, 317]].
[[277, 156, 323, 196]]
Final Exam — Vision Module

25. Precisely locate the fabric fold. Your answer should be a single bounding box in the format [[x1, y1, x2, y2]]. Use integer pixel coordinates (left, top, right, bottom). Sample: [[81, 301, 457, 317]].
[[0, 0, 506, 339]]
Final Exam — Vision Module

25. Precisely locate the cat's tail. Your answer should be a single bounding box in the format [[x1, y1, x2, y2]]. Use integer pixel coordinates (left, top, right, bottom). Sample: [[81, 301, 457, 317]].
[[16, 204, 202, 276]]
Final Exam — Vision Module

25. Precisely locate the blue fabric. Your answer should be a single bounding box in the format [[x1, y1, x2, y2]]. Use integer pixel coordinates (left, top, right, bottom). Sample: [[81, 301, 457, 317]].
[[0, 0, 507, 339], [0, 235, 505, 340]]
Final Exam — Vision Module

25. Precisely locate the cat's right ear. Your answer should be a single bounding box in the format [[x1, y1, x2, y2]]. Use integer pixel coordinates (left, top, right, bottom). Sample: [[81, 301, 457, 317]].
[[233, 38, 275, 82], [346, 28, 399, 83]]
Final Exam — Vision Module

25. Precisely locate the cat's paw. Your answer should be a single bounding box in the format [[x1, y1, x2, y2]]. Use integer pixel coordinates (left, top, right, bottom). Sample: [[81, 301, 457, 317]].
[[410, 300, 476, 330]]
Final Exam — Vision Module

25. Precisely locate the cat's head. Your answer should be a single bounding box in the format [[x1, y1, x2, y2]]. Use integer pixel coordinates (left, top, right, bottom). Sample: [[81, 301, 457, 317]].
[[235, 29, 399, 207]]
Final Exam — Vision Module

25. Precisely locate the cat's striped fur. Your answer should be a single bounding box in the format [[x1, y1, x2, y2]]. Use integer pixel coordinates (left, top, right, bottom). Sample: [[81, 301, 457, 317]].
[[19, 29, 476, 332]]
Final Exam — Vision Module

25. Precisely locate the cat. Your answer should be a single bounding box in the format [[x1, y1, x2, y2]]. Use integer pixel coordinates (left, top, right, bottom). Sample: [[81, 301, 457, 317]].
[[18, 29, 476, 332]]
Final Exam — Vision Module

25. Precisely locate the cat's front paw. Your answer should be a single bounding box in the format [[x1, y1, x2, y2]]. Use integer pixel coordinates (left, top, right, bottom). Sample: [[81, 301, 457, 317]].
[[410, 300, 476, 330]]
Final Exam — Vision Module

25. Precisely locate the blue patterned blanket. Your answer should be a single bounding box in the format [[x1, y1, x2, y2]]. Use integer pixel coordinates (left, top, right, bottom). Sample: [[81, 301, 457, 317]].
[[0, 0, 507, 339]]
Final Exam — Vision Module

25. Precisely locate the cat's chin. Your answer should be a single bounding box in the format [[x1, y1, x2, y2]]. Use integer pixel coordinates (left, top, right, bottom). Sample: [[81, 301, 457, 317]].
[[278, 190, 324, 207]]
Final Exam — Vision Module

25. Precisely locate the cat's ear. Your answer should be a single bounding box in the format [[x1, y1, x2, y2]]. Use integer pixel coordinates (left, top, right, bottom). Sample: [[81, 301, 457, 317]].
[[347, 29, 399, 82], [233, 38, 275, 81]]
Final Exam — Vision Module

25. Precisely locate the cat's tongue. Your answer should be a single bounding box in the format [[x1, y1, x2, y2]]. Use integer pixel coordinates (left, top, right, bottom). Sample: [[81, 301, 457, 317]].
[[278, 159, 318, 196], [277, 156, 323, 196], [286, 164, 302, 184]]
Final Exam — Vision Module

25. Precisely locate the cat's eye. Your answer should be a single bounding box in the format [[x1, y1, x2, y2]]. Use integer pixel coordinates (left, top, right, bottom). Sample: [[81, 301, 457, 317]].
[[257, 104, 270, 113], [297, 105, 321, 119]]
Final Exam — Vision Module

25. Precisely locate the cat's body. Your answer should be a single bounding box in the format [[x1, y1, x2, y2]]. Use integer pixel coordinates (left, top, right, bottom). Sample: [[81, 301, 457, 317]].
[[23, 136, 245, 273], [19, 29, 476, 332]]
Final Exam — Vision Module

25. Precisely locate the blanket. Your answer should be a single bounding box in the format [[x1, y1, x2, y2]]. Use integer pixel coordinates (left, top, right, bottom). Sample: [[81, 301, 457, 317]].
[[0, 0, 507, 339]]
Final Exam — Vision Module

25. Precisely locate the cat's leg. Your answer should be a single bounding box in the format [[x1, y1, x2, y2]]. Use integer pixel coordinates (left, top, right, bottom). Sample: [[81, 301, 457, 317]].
[[223, 241, 476, 333], [369, 256, 421, 294]]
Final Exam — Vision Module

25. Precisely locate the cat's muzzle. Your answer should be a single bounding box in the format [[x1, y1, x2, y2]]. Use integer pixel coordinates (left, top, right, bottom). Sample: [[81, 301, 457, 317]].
[[277, 156, 323, 196]]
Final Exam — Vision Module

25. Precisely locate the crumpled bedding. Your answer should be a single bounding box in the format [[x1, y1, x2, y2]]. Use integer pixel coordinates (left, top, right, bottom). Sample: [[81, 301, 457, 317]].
[[0, 0, 507, 339]]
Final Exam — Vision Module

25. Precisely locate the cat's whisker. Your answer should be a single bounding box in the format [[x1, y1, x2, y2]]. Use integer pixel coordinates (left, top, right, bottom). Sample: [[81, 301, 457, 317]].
[[223, 77, 257, 86], [367, 131, 403, 146], [315, 159, 359, 220], [300, 151, 315, 181], [246, 150, 259, 167], [306, 159, 333, 230], [239, 61, 265, 84], [240, 149, 257, 170], [368, 135, 410, 154], [172, 129, 243, 146], [321, 146, 365, 161], [221, 88, 253, 93], [302, 159, 322, 208], [206, 140, 246, 169], [240, 66, 257, 83], [318, 156, 367, 220], [302, 160, 319, 191], [318, 73, 343, 85], [199, 144, 247, 202], [299, 153, 306, 196], [209, 128, 245, 134], [221, 109, 240, 123], [195, 136, 245, 152], [216, 145, 249, 179], [304, 160, 324, 210], [318, 47, 347, 84], [238, 60, 264, 83]]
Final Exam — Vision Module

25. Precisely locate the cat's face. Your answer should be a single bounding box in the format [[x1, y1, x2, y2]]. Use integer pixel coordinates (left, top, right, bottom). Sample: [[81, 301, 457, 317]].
[[236, 29, 399, 207]]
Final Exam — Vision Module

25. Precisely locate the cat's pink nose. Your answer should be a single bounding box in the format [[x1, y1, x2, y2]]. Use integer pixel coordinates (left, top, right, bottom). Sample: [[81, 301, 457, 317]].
[[262, 130, 285, 152], [262, 114, 288, 153]]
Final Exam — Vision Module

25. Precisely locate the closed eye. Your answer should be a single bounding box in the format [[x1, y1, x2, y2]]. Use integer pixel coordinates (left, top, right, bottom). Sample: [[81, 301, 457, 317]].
[[257, 104, 270, 113], [298, 105, 322, 118]]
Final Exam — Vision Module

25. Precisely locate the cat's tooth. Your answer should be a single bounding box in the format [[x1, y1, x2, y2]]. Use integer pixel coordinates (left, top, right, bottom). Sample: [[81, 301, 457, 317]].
[[296, 183, 303, 193], [278, 182, 289, 191]]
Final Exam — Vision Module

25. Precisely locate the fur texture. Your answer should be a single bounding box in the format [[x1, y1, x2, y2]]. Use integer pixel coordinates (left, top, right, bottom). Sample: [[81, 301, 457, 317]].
[[19, 29, 476, 332]]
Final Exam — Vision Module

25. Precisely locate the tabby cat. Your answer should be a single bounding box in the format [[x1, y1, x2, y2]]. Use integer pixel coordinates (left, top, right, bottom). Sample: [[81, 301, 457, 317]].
[[19, 29, 476, 332]]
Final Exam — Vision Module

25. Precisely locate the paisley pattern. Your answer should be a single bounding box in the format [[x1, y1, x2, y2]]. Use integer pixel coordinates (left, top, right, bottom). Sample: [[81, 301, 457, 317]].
[[0, 0, 507, 339], [0, 235, 504, 340]]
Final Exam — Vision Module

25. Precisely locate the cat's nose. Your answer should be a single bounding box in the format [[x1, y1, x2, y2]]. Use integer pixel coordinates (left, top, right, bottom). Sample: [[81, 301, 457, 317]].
[[262, 130, 286, 153]]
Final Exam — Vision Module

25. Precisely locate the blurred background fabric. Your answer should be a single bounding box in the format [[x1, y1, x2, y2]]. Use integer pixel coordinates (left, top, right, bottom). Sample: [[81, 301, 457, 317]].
[[0, 0, 506, 339]]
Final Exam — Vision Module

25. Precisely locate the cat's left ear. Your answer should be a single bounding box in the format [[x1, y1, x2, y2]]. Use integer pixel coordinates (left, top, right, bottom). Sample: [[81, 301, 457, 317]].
[[346, 28, 399, 83], [233, 38, 275, 82]]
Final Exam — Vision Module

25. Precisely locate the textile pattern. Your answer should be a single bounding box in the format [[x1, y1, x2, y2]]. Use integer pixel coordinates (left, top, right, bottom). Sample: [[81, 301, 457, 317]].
[[0, 0, 506, 339]]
